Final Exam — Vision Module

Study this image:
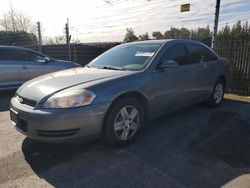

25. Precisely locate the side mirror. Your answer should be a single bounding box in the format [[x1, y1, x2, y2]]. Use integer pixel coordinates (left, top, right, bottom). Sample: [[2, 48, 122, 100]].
[[44, 57, 52, 64], [160, 60, 179, 69]]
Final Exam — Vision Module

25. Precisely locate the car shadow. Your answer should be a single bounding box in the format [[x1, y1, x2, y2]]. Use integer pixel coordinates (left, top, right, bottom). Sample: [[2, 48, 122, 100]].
[[0, 90, 15, 112], [21, 138, 104, 173], [21, 99, 250, 188]]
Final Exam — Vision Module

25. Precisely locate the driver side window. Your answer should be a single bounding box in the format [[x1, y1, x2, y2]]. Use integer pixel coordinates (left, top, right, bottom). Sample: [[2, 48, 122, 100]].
[[23, 51, 47, 62], [15, 49, 47, 62], [160, 44, 187, 66]]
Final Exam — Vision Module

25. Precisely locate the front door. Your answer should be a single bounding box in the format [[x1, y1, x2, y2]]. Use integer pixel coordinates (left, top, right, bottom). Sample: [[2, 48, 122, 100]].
[[151, 44, 195, 116], [0, 48, 21, 89]]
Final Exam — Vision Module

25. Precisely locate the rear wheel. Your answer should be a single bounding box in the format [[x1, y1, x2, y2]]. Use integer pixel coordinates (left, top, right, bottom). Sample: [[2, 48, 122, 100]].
[[103, 98, 144, 147], [207, 79, 225, 107]]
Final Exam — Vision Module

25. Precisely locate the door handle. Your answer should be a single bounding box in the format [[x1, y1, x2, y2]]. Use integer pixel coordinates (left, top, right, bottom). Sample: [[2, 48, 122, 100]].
[[22, 65, 28, 69]]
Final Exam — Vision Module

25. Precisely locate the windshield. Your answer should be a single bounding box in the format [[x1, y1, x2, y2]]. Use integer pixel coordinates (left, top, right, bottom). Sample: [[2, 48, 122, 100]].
[[88, 43, 162, 70]]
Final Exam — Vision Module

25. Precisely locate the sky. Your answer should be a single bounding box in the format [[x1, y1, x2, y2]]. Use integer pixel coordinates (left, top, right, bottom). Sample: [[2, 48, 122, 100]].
[[0, 0, 250, 42]]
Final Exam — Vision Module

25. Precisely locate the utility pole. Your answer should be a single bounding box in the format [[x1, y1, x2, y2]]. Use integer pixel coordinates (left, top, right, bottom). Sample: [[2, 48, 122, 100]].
[[211, 0, 221, 50], [65, 18, 71, 61], [10, 4, 16, 31], [37, 22, 42, 52]]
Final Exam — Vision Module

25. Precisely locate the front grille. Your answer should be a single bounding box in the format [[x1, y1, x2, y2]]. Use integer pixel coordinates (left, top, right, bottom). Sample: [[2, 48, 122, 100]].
[[21, 98, 36, 107], [16, 119, 28, 132], [37, 128, 80, 138], [17, 95, 37, 107]]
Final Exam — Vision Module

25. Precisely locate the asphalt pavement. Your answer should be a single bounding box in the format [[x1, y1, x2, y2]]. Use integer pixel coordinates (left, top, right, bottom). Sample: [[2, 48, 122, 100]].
[[0, 91, 250, 188]]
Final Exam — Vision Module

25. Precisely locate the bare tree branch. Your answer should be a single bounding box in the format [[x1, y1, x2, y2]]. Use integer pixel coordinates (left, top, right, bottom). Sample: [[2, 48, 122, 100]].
[[0, 4, 36, 33]]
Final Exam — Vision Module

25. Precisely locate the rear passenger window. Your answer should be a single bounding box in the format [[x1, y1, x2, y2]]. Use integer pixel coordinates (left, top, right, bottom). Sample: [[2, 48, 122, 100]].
[[19, 51, 46, 62], [186, 44, 217, 64], [0, 49, 32, 61], [0, 49, 19, 61], [206, 49, 217, 61], [186, 45, 204, 64], [0, 48, 46, 62], [161, 44, 187, 65]]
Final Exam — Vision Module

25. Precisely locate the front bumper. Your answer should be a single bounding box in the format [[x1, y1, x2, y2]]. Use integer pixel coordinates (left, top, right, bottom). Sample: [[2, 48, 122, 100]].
[[10, 97, 110, 143]]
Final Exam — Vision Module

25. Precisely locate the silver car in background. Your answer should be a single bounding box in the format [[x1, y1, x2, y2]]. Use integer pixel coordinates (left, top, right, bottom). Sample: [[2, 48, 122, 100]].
[[0, 45, 81, 90], [10, 39, 231, 146]]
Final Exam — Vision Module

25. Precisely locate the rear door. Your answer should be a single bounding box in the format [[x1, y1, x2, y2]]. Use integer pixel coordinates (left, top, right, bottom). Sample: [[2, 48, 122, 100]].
[[185, 44, 218, 101], [0, 48, 21, 89], [151, 44, 195, 116]]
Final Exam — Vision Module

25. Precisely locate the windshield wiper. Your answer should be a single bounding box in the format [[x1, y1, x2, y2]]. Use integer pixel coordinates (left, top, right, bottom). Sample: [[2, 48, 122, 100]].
[[96, 66, 125, 71]]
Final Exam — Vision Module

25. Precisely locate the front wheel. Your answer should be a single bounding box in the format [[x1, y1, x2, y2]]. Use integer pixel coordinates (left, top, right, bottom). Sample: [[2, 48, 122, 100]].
[[207, 79, 225, 107], [103, 98, 144, 147]]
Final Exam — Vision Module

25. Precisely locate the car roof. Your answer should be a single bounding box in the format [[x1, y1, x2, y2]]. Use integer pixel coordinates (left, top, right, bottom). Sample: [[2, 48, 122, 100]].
[[0, 45, 56, 59], [0, 45, 35, 51], [124, 39, 209, 47], [126, 39, 172, 45], [0, 45, 50, 55], [0, 39, 208, 47]]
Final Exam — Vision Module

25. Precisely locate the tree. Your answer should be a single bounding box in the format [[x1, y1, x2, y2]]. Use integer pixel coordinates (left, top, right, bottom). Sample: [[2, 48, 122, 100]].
[[71, 38, 80, 44], [0, 5, 36, 33], [194, 25, 211, 38], [43, 36, 80, 45], [218, 24, 231, 36], [139, 32, 150, 40], [152, 31, 164, 39], [43, 36, 65, 45], [190, 25, 211, 46], [231, 20, 244, 39], [179, 27, 191, 38], [164, 27, 180, 38], [125, 20, 250, 46], [164, 27, 190, 39], [0, 31, 37, 45], [123, 28, 138, 43]]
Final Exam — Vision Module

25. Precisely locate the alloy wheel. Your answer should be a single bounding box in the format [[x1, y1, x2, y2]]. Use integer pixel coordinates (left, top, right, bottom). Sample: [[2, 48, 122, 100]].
[[214, 83, 224, 104], [114, 105, 140, 141]]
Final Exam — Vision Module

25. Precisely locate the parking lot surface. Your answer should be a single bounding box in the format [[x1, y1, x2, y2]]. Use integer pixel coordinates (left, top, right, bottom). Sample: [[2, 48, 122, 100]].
[[0, 91, 250, 188]]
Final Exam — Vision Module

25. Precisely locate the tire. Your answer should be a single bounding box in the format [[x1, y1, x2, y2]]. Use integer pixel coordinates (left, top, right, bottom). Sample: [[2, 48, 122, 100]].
[[207, 79, 225, 107], [103, 97, 145, 147]]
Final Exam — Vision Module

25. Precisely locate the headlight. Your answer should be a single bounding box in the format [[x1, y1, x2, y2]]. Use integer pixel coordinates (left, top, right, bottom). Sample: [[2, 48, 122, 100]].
[[43, 89, 96, 108]]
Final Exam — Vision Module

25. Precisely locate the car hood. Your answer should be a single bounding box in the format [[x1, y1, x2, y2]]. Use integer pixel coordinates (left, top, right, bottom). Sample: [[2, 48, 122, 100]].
[[17, 67, 131, 102], [54, 59, 81, 67]]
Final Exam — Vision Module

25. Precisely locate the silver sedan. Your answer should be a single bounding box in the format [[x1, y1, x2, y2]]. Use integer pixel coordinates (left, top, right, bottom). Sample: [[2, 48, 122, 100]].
[[10, 39, 231, 146], [0, 45, 80, 90]]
